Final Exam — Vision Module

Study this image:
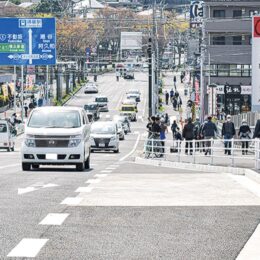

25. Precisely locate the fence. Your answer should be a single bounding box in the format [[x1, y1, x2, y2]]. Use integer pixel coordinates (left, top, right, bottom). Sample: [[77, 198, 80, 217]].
[[143, 137, 260, 170]]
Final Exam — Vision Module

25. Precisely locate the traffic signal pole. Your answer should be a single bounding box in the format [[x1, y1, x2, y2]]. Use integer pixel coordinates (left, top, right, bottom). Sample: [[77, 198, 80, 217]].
[[148, 37, 152, 117]]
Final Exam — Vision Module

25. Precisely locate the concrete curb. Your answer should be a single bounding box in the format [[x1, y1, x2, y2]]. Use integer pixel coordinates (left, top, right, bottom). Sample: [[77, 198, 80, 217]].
[[135, 156, 248, 175]]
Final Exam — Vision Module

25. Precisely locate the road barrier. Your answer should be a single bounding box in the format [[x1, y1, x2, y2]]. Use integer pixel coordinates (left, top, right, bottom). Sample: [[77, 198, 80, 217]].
[[143, 137, 260, 170]]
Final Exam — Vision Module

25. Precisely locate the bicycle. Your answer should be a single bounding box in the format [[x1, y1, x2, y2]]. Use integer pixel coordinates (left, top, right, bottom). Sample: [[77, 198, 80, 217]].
[[144, 131, 164, 159]]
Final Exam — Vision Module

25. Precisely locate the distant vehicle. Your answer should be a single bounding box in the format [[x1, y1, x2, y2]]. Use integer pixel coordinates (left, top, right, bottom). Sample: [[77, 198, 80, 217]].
[[122, 98, 137, 107], [84, 102, 100, 120], [116, 121, 125, 140], [124, 71, 135, 80], [113, 115, 131, 134], [84, 83, 98, 94], [94, 96, 108, 112], [128, 89, 141, 96], [90, 121, 119, 153], [21, 107, 91, 171], [120, 104, 137, 121], [86, 112, 94, 123], [0, 120, 15, 152], [126, 93, 140, 103]]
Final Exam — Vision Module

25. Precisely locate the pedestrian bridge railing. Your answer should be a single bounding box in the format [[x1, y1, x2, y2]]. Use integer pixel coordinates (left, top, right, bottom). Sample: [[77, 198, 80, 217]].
[[143, 137, 260, 170]]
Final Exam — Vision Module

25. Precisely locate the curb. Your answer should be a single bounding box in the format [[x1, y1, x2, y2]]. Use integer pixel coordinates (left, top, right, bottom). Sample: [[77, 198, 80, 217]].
[[135, 157, 247, 175]]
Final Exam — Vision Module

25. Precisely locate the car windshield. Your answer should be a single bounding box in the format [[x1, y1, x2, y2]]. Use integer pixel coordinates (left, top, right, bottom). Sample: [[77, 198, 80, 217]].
[[122, 107, 135, 112], [0, 123, 7, 133], [91, 124, 115, 134], [28, 110, 81, 128], [84, 104, 97, 110], [95, 97, 107, 102]]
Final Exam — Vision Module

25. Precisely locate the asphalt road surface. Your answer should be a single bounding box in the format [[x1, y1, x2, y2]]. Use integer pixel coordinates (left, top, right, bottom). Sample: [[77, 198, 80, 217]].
[[0, 72, 260, 259]]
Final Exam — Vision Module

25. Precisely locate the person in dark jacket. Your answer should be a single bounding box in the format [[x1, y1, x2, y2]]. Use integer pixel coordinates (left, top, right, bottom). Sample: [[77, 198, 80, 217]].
[[165, 91, 169, 105], [182, 118, 194, 155], [202, 116, 218, 155], [253, 119, 260, 139], [171, 120, 178, 137], [222, 115, 236, 155], [238, 120, 251, 155]]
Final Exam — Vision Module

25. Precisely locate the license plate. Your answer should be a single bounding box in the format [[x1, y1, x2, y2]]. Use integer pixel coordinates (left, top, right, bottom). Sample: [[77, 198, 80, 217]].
[[46, 154, 57, 160], [99, 143, 105, 148]]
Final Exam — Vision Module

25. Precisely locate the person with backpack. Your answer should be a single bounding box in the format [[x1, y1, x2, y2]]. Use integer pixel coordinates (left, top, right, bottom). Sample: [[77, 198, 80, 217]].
[[182, 118, 194, 155], [238, 120, 251, 155], [202, 116, 218, 155], [222, 115, 236, 155]]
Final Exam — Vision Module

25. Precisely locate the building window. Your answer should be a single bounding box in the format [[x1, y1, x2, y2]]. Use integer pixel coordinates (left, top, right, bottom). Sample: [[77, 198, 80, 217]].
[[212, 36, 225, 45], [233, 10, 242, 18], [230, 65, 242, 76], [233, 36, 242, 45], [242, 65, 251, 77], [210, 64, 252, 77], [213, 10, 225, 18], [218, 65, 229, 76]]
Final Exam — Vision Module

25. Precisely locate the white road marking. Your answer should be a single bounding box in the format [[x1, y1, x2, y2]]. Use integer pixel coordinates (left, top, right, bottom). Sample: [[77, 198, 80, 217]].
[[101, 170, 112, 173], [86, 179, 101, 184], [0, 164, 20, 170], [119, 132, 140, 161], [236, 224, 260, 260], [75, 187, 93, 193], [230, 175, 260, 198], [7, 238, 48, 258], [106, 167, 116, 170], [95, 174, 108, 178], [42, 183, 59, 188], [60, 197, 83, 206], [39, 213, 69, 226], [18, 187, 38, 195], [105, 115, 111, 119]]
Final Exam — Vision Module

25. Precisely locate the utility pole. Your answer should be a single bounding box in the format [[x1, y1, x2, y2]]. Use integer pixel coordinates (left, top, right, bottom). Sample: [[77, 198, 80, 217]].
[[200, 9, 205, 122], [148, 37, 152, 117]]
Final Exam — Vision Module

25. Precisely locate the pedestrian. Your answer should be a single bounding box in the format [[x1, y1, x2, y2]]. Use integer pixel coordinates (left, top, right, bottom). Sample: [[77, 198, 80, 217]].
[[180, 72, 185, 83], [174, 127, 182, 152], [165, 91, 169, 105], [170, 88, 174, 100], [202, 116, 218, 155], [173, 98, 177, 111], [151, 116, 161, 136], [222, 115, 236, 155], [116, 71, 120, 82], [160, 118, 168, 155], [238, 120, 251, 155], [193, 118, 201, 151], [164, 113, 169, 126], [171, 120, 178, 137], [24, 103, 28, 118], [182, 118, 194, 155], [178, 96, 182, 110], [173, 75, 177, 90], [253, 119, 260, 139], [175, 91, 179, 99]]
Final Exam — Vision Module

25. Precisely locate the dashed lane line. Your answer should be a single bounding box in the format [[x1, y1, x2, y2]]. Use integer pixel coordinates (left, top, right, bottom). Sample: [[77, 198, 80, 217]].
[[7, 238, 48, 258], [39, 213, 69, 226], [86, 179, 101, 184], [100, 170, 112, 173], [60, 197, 83, 206], [95, 174, 108, 178], [75, 187, 93, 193]]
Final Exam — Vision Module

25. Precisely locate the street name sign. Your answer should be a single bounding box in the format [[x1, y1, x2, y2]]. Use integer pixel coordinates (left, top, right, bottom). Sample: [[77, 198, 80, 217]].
[[0, 18, 56, 66]]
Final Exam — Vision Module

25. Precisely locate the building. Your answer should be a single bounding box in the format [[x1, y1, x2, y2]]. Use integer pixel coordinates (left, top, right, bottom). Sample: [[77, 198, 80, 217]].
[[204, 0, 260, 116]]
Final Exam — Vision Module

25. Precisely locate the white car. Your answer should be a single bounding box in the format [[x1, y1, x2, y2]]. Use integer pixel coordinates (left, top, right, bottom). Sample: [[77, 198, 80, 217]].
[[84, 83, 98, 94], [113, 115, 131, 134], [128, 89, 141, 96], [90, 121, 119, 153], [95, 96, 109, 112], [126, 93, 140, 103], [0, 120, 15, 152], [122, 98, 137, 106], [21, 107, 91, 171]]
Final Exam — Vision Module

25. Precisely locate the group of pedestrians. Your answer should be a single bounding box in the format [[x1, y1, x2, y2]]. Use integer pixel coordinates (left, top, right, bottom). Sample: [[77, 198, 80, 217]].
[[165, 89, 182, 111]]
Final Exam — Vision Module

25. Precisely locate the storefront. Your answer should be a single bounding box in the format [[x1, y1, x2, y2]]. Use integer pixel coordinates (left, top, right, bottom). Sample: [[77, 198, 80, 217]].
[[216, 85, 251, 115]]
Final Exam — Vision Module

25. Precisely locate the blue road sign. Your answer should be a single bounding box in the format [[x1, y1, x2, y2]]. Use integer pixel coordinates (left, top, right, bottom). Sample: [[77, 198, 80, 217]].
[[0, 18, 56, 65]]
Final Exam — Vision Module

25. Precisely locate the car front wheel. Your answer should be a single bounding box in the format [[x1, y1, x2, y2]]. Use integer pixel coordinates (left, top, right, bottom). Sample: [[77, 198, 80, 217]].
[[22, 163, 31, 171], [76, 163, 84, 172], [85, 155, 90, 169]]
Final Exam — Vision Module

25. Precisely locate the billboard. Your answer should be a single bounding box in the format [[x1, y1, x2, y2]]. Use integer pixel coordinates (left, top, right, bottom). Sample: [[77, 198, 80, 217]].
[[252, 16, 260, 111], [190, 1, 204, 27], [121, 32, 142, 50]]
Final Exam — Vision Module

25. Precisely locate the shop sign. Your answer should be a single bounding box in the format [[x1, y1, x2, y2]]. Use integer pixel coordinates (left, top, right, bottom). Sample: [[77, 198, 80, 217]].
[[224, 85, 241, 95]]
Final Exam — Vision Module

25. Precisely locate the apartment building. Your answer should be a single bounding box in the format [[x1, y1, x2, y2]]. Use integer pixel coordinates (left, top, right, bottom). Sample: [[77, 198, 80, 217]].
[[204, 0, 260, 115]]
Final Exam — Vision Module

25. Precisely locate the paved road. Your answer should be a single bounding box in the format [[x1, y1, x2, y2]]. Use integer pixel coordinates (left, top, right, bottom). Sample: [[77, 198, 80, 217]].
[[0, 72, 260, 259]]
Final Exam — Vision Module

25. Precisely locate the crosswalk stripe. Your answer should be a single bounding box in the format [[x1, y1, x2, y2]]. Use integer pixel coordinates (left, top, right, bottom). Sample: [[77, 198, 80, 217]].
[[39, 213, 69, 226], [60, 197, 83, 206], [75, 187, 93, 193]]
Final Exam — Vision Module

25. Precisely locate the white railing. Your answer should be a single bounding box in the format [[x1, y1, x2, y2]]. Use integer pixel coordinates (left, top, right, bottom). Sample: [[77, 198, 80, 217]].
[[143, 137, 260, 170]]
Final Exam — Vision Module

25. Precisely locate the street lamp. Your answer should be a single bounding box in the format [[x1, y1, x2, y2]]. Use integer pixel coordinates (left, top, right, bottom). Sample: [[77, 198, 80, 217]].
[[208, 83, 217, 116]]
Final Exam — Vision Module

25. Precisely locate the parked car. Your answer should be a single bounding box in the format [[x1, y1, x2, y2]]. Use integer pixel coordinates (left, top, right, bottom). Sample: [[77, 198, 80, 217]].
[[21, 107, 91, 171], [84, 102, 100, 120], [94, 96, 109, 112], [0, 120, 15, 152], [90, 121, 119, 153], [84, 83, 98, 94], [113, 115, 131, 134]]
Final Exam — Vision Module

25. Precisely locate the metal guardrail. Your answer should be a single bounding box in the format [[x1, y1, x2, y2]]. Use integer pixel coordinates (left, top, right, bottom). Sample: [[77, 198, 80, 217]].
[[143, 137, 260, 170]]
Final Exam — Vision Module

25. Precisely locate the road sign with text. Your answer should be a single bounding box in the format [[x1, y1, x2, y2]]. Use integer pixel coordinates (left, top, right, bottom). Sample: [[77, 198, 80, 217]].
[[0, 18, 56, 66]]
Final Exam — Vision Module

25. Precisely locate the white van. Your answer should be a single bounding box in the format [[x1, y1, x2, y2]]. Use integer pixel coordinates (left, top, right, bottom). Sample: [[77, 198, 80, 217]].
[[0, 120, 15, 152], [21, 107, 91, 171]]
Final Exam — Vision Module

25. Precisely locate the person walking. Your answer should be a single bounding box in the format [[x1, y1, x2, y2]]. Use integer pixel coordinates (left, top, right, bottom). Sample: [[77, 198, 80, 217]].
[[165, 91, 169, 105], [182, 118, 194, 155], [238, 120, 251, 155], [160, 118, 168, 155], [202, 116, 218, 155], [222, 115, 236, 155], [173, 76, 177, 90], [170, 88, 174, 100], [174, 127, 182, 152], [171, 120, 178, 137], [116, 71, 120, 81], [24, 103, 28, 118], [178, 96, 182, 110], [173, 98, 177, 111]]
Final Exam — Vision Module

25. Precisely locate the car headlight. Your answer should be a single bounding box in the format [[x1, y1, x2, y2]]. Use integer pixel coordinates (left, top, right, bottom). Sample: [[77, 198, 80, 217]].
[[68, 135, 82, 147], [110, 136, 116, 141], [25, 135, 36, 147]]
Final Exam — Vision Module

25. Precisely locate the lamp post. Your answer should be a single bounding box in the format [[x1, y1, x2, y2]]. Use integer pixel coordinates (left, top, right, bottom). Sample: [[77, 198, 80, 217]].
[[208, 83, 217, 116]]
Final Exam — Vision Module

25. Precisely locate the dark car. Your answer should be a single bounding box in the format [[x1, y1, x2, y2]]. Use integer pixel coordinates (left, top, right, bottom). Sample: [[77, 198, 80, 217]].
[[84, 102, 100, 120]]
